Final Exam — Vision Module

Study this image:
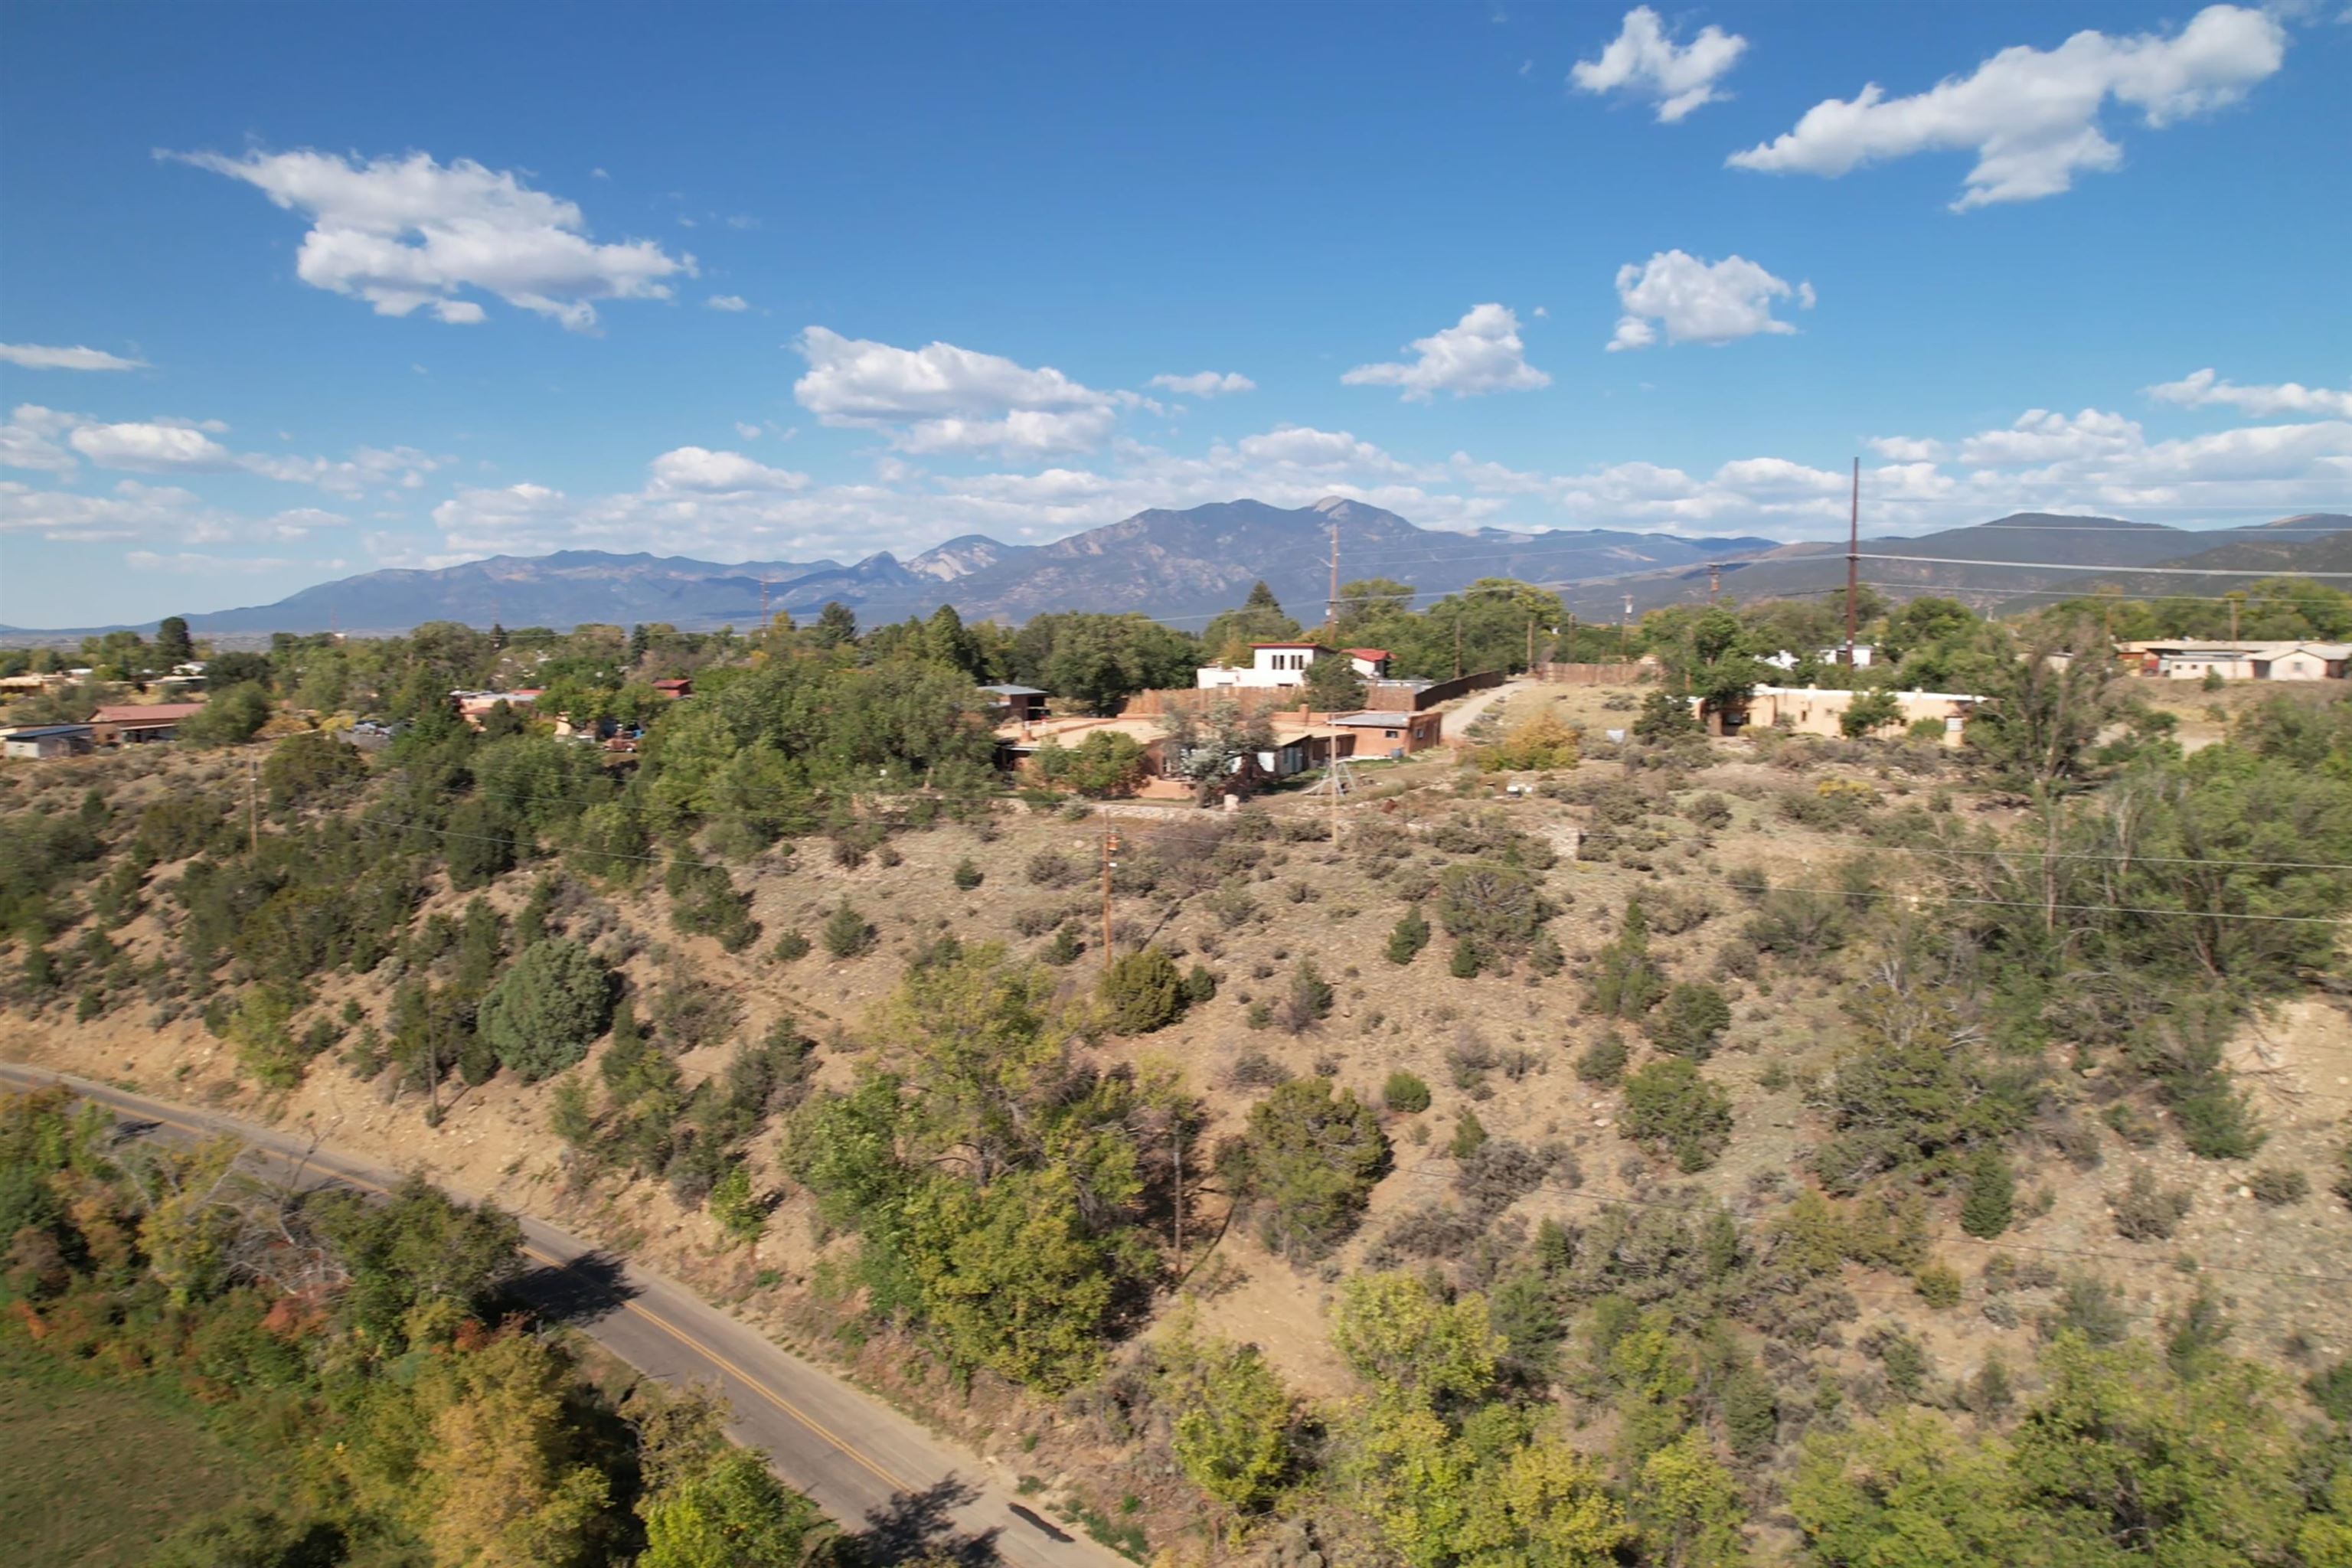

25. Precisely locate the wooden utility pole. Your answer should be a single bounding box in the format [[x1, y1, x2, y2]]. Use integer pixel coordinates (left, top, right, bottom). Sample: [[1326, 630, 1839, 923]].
[[1525, 617, 1535, 674], [1171, 1125, 1184, 1277], [1620, 593, 1633, 661], [247, 756, 259, 856], [1843, 456, 1860, 665], [1453, 614, 1463, 678], [1100, 828, 1119, 958], [1708, 562, 1721, 604], [2227, 592, 2243, 642]]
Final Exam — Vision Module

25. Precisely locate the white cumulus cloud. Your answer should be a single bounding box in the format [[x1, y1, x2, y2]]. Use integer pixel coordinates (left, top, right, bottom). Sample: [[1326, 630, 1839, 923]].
[[1867, 435, 1948, 462], [1571, 6, 1748, 122], [0, 343, 149, 372], [647, 446, 809, 492], [1609, 252, 1811, 351], [2148, 368, 2352, 420], [1148, 371, 1256, 398], [792, 325, 1118, 456], [1727, 5, 2287, 209], [69, 421, 240, 472], [1342, 304, 1550, 401], [165, 148, 695, 329], [707, 295, 750, 312]]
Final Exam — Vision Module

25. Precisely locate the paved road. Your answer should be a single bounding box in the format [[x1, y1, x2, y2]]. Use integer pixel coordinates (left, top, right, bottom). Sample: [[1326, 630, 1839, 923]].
[[0, 1062, 1125, 1568]]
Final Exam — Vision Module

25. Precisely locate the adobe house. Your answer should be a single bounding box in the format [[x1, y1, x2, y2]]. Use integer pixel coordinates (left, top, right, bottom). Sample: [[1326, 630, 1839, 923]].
[[1327, 708, 1443, 758]]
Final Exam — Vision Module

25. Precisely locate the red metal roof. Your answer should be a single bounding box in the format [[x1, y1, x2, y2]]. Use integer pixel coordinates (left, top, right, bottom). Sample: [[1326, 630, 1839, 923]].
[[1347, 648, 1390, 662], [1250, 641, 1331, 649]]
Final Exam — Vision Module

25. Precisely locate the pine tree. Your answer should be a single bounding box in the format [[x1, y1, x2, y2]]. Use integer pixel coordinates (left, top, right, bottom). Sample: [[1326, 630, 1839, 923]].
[[1960, 1146, 2016, 1239], [1387, 906, 1431, 965], [1449, 937, 1485, 978]]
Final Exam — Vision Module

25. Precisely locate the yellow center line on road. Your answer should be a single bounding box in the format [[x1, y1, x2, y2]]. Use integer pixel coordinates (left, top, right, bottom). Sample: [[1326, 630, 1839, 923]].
[[44, 1078, 919, 1501]]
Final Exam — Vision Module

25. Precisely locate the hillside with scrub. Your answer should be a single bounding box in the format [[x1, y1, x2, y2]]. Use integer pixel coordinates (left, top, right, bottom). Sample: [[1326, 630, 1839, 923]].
[[7, 580, 2352, 1566]]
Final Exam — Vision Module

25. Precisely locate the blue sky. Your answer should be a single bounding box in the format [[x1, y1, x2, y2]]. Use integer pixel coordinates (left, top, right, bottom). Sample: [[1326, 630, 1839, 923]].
[[2, 1, 2347, 628]]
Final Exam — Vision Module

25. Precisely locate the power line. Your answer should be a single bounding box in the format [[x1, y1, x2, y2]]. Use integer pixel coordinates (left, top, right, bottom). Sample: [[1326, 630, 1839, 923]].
[[1854, 551, 2352, 581]]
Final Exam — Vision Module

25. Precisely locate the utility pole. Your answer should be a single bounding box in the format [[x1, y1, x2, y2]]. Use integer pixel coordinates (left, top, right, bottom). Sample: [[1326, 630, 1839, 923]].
[[1525, 616, 1535, 675], [1100, 827, 1119, 959], [1620, 593, 1633, 662], [247, 756, 259, 856], [1171, 1124, 1184, 1277], [2227, 592, 2243, 642], [1708, 562, 1721, 604], [1325, 517, 1341, 632], [1453, 613, 1463, 679], [760, 576, 769, 628], [1843, 456, 1860, 665]]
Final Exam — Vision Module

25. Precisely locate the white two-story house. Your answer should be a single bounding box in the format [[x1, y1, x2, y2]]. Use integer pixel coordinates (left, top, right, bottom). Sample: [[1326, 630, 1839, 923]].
[[1197, 642, 1392, 690]]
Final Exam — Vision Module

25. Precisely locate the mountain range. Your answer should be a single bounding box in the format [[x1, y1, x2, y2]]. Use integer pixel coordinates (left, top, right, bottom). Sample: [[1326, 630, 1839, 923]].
[[1553, 511, 2352, 619], [2, 499, 1772, 639], [6, 501, 2347, 641]]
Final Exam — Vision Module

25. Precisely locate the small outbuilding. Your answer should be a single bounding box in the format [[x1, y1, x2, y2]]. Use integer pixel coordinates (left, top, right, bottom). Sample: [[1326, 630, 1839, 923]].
[[2, 724, 95, 760], [978, 682, 1050, 723]]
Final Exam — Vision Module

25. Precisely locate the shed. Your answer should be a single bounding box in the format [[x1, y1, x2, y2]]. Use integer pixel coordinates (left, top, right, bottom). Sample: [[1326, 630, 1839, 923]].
[[978, 682, 1050, 722], [2, 724, 95, 760]]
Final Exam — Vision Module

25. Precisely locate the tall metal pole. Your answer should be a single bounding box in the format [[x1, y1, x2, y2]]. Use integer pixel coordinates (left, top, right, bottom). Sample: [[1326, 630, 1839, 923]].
[[1844, 456, 1860, 665], [1326, 518, 1340, 631]]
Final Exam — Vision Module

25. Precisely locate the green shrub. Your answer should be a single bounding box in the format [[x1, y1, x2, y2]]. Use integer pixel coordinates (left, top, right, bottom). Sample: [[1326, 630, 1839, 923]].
[[1650, 982, 1731, 1059], [1181, 963, 1218, 1005], [1042, 921, 1083, 965], [1100, 947, 1184, 1034], [952, 858, 984, 890], [2309, 1361, 2352, 1423], [1277, 959, 1334, 1033], [2110, 1168, 2192, 1241], [1632, 689, 1700, 742], [666, 853, 757, 952], [1434, 862, 1557, 958], [1449, 938, 1485, 978], [477, 939, 612, 1082], [771, 930, 812, 962], [820, 900, 876, 959], [1575, 1030, 1628, 1087], [1385, 906, 1430, 965], [1227, 1078, 1390, 1263], [1620, 1058, 1733, 1172], [1959, 1146, 2015, 1238], [1449, 1109, 1488, 1158], [2249, 1166, 2308, 1206], [1383, 1070, 1432, 1114], [1914, 1261, 1964, 1308], [1588, 897, 1664, 1018], [707, 1161, 767, 1246]]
